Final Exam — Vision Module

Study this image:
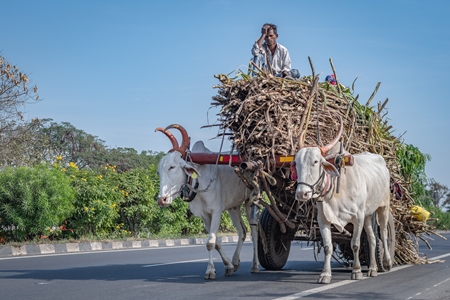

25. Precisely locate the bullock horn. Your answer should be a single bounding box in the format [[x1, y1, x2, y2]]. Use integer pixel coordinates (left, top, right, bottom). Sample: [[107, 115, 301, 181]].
[[299, 129, 306, 149], [155, 127, 179, 150], [164, 124, 190, 154], [319, 116, 343, 156]]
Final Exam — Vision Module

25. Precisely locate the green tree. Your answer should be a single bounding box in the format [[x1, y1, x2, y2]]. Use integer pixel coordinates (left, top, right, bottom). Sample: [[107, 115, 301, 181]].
[[40, 120, 107, 169], [427, 179, 449, 209], [442, 194, 450, 212], [100, 148, 164, 173], [0, 119, 56, 166], [36, 120, 165, 172]]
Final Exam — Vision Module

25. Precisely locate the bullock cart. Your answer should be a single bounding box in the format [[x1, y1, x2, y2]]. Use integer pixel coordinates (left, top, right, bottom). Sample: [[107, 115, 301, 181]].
[[187, 150, 396, 273]]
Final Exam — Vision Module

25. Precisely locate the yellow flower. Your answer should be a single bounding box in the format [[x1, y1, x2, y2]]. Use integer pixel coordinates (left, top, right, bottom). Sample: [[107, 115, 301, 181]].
[[125, 192, 129, 197], [98, 175, 103, 180], [56, 155, 62, 161], [61, 168, 66, 172], [68, 162, 78, 169], [84, 207, 89, 211], [81, 178, 87, 181], [91, 207, 95, 211]]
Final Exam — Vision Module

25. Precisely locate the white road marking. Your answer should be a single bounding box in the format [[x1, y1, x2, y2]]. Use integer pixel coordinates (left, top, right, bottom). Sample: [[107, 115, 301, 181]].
[[142, 258, 211, 268], [433, 276, 450, 287], [272, 253, 450, 300], [427, 252, 450, 260], [404, 277, 450, 299], [273, 279, 360, 300]]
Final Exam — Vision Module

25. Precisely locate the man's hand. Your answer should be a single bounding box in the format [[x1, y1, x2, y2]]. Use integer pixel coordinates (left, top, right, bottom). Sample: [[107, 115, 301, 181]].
[[261, 24, 271, 36]]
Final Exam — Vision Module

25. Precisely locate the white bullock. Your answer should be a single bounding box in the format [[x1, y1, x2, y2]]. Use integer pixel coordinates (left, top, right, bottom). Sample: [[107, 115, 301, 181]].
[[293, 119, 392, 284], [156, 124, 260, 280]]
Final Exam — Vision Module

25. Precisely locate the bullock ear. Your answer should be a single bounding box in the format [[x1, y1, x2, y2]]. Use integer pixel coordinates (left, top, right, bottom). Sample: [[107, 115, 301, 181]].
[[322, 159, 340, 177], [182, 163, 201, 178]]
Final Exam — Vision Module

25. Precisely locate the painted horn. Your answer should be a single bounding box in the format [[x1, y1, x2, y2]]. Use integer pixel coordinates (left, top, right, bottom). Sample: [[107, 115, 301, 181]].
[[319, 116, 343, 156], [164, 124, 190, 154], [155, 127, 179, 150]]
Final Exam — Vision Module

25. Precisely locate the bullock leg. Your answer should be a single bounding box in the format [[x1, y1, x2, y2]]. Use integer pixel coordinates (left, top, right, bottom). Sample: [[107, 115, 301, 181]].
[[377, 206, 392, 271], [214, 240, 235, 276], [364, 215, 378, 277], [245, 202, 260, 273], [201, 216, 217, 280], [350, 217, 364, 280], [208, 212, 235, 277], [227, 207, 246, 272], [317, 216, 333, 284]]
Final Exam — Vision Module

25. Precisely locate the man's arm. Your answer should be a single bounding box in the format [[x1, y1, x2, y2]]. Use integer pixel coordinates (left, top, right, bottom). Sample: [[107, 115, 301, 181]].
[[257, 25, 270, 48], [251, 24, 271, 56]]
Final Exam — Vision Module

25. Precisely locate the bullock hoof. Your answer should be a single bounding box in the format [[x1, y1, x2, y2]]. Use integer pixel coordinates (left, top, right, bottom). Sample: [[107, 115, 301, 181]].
[[383, 260, 392, 272], [317, 275, 332, 284], [367, 269, 378, 277], [351, 271, 363, 280], [204, 271, 216, 280], [225, 266, 234, 276], [233, 263, 240, 272], [251, 266, 260, 273]]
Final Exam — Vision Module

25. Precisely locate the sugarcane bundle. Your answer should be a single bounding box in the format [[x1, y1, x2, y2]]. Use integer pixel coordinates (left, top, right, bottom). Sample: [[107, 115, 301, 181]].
[[208, 60, 443, 265]]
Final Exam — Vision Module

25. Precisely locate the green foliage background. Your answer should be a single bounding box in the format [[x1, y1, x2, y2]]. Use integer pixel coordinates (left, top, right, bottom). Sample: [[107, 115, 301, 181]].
[[0, 155, 236, 243]]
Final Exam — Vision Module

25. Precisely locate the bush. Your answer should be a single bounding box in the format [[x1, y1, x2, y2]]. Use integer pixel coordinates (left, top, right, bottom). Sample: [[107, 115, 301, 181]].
[[0, 164, 75, 242], [150, 197, 205, 237], [111, 164, 206, 238], [114, 166, 160, 237], [64, 162, 123, 238]]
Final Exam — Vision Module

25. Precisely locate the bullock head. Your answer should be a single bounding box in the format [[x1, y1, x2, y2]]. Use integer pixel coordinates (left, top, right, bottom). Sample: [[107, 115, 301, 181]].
[[294, 118, 343, 201], [157, 152, 200, 207], [155, 125, 199, 207]]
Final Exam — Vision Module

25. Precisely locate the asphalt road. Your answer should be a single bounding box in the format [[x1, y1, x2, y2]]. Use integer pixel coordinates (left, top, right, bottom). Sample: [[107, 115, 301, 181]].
[[0, 233, 449, 300]]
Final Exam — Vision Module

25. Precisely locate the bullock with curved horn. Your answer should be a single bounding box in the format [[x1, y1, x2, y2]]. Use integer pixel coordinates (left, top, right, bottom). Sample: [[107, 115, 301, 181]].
[[293, 117, 392, 284], [155, 124, 260, 279]]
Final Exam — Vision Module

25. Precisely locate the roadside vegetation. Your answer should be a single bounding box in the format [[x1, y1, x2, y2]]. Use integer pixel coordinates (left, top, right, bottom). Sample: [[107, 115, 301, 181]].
[[0, 54, 448, 245]]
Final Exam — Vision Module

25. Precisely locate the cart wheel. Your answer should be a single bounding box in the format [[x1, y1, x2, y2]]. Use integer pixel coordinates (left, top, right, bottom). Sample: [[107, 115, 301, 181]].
[[374, 211, 395, 272], [257, 207, 291, 270]]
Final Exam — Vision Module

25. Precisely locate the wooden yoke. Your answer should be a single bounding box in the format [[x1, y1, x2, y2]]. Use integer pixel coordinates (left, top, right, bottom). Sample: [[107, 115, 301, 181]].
[[189, 152, 354, 168]]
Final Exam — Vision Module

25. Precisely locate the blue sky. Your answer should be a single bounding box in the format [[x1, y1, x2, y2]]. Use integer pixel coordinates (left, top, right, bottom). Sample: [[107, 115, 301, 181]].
[[2, 0, 450, 189]]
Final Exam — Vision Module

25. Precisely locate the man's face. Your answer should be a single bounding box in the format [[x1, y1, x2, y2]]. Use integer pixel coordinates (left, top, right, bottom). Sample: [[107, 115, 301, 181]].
[[265, 29, 278, 48]]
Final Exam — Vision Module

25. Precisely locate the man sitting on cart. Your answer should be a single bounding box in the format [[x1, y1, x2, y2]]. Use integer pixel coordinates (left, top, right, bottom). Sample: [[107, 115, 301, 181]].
[[251, 23, 300, 79]]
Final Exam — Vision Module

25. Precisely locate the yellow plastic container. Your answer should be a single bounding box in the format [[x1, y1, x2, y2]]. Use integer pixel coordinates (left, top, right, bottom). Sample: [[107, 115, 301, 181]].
[[411, 205, 430, 222]]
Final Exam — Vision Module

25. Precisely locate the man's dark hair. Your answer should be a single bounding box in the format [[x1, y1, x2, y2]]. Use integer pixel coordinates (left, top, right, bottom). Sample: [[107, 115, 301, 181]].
[[264, 23, 278, 35]]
